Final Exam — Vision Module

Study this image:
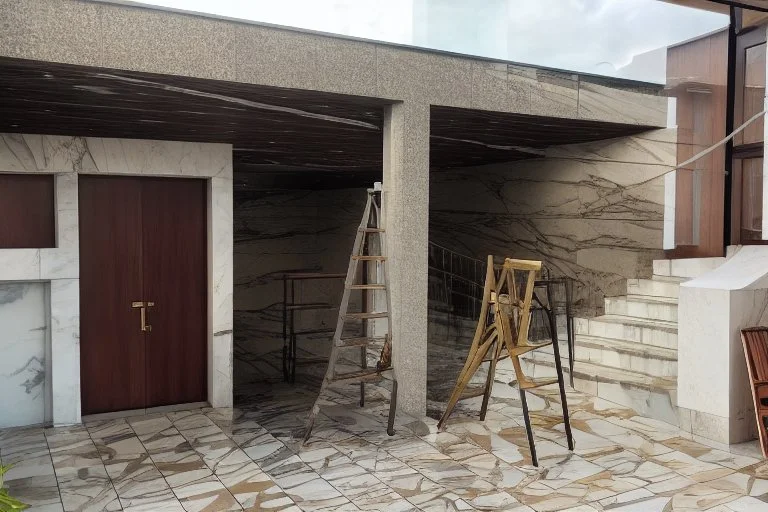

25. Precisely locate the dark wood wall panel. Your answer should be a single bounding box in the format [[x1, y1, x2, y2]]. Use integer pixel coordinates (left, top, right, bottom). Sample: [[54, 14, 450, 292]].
[[0, 174, 55, 248], [667, 30, 727, 258]]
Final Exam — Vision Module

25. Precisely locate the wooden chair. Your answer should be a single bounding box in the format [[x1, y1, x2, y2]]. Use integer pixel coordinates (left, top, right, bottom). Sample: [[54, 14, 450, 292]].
[[437, 256, 573, 466], [741, 327, 768, 458]]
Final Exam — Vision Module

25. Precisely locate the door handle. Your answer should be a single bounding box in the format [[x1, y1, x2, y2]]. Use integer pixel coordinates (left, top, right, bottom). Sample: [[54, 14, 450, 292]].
[[131, 301, 155, 332]]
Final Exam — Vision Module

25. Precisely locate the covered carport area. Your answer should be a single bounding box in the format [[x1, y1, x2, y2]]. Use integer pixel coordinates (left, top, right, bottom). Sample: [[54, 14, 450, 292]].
[[0, 0, 669, 432], [0, 55, 668, 430]]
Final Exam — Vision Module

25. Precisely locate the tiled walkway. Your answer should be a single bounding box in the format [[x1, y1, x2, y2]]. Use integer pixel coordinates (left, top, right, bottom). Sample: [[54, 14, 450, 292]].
[[2, 367, 768, 511]]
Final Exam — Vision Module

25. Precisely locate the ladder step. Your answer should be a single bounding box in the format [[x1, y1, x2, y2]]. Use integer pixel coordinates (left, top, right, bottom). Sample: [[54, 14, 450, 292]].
[[459, 387, 486, 400], [347, 284, 386, 290], [519, 377, 559, 390], [344, 312, 389, 320], [337, 336, 386, 348], [332, 368, 384, 383], [351, 255, 387, 261], [359, 228, 385, 233]]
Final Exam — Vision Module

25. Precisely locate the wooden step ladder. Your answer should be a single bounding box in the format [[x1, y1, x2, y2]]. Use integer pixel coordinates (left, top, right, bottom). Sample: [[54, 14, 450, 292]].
[[303, 184, 398, 443], [437, 256, 573, 466]]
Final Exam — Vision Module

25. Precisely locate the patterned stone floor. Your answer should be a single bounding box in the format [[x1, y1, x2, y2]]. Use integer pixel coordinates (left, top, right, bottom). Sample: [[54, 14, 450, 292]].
[[2, 352, 768, 511]]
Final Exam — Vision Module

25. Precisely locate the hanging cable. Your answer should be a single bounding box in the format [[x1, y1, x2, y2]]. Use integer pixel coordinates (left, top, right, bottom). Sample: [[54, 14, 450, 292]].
[[627, 105, 768, 191]]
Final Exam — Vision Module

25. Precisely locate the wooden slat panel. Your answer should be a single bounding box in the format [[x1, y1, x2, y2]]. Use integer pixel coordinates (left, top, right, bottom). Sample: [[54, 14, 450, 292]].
[[0, 174, 54, 248]]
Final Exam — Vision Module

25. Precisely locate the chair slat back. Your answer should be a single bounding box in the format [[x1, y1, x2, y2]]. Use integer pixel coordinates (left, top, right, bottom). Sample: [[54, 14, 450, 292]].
[[744, 328, 768, 382]]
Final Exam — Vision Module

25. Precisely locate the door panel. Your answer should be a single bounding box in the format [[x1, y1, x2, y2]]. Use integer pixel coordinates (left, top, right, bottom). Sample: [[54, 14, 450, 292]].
[[142, 178, 207, 407], [79, 176, 145, 415]]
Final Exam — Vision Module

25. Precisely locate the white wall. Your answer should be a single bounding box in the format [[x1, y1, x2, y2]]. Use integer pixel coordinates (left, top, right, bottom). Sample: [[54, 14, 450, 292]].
[[0, 134, 233, 426], [678, 245, 768, 444]]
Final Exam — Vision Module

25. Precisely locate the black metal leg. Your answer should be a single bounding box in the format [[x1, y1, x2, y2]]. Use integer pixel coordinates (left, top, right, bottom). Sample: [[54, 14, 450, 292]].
[[387, 379, 398, 436], [519, 387, 538, 467], [282, 345, 289, 382], [551, 324, 575, 452], [480, 340, 500, 421], [565, 278, 575, 388], [282, 276, 289, 382], [360, 382, 365, 407]]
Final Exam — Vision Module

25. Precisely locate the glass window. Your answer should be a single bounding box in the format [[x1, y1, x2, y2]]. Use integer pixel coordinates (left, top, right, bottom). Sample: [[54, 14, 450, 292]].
[[740, 157, 764, 242], [742, 43, 766, 145]]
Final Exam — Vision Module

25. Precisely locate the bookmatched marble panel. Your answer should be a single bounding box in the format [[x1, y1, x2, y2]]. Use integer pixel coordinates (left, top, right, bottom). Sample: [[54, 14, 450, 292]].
[[233, 188, 367, 386], [0, 282, 48, 428], [430, 129, 675, 315]]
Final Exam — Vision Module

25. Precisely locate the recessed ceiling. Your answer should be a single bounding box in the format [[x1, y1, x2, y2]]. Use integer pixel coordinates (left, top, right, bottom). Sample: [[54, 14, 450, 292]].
[[0, 57, 657, 188]]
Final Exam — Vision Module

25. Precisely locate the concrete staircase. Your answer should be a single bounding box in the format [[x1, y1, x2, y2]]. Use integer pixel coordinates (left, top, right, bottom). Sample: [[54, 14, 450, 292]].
[[521, 257, 724, 427]]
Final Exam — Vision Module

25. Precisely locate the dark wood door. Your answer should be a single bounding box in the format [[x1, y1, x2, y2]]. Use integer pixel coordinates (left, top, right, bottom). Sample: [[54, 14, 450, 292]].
[[79, 176, 207, 415], [142, 178, 207, 407], [80, 176, 145, 414]]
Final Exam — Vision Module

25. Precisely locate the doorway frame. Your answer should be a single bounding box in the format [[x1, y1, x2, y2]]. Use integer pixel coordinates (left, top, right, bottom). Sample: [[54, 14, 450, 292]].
[[0, 133, 233, 426]]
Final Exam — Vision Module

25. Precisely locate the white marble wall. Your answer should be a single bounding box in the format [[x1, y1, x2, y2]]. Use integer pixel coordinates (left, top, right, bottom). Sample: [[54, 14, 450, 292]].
[[430, 129, 675, 314], [0, 283, 49, 428], [233, 188, 366, 385], [678, 245, 768, 444], [0, 133, 233, 426]]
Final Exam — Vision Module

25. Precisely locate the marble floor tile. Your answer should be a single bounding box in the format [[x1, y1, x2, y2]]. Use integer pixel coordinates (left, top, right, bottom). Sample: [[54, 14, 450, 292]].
[[4, 474, 62, 510], [170, 474, 241, 512], [6, 372, 768, 511], [55, 465, 122, 512]]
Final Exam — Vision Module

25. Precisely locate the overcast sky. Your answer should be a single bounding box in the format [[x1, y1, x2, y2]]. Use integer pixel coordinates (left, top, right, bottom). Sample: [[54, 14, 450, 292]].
[[132, 0, 728, 82]]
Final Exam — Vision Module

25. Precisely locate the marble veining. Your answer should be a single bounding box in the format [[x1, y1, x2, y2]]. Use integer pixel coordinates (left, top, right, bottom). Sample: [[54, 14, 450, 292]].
[[2, 358, 767, 511], [0, 133, 234, 426], [430, 130, 674, 316], [233, 188, 367, 390], [0, 282, 48, 428]]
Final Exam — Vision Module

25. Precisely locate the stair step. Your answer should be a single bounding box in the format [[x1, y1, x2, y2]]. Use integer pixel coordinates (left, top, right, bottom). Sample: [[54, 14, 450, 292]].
[[652, 275, 688, 283], [348, 284, 386, 290], [344, 312, 389, 320], [337, 336, 386, 348], [351, 255, 386, 261], [653, 257, 725, 279], [626, 278, 681, 299], [519, 351, 679, 427], [604, 296, 678, 322], [575, 315, 677, 349], [573, 335, 677, 377]]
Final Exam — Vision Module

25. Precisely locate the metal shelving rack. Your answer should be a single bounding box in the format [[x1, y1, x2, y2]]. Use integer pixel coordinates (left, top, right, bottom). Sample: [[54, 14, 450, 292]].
[[282, 272, 345, 383]]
